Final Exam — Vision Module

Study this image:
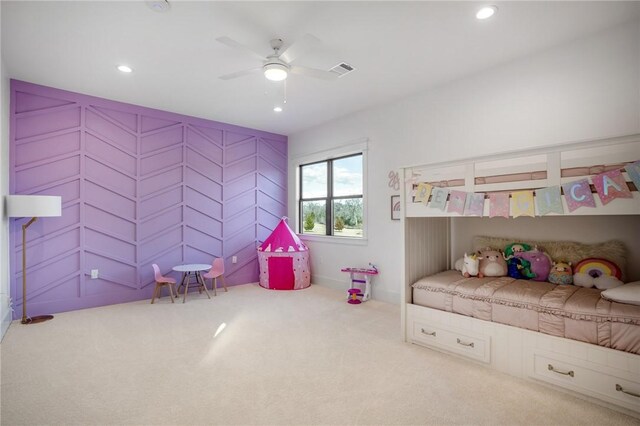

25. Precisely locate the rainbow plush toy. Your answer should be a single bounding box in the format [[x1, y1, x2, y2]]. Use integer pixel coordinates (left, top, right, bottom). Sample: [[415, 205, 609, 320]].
[[573, 258, 623, 290]]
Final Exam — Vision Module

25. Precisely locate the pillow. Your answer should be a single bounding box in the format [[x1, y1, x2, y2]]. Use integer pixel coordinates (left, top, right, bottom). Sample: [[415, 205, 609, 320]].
[[601, 282, 640, 306], [473, 236, 627, 281]]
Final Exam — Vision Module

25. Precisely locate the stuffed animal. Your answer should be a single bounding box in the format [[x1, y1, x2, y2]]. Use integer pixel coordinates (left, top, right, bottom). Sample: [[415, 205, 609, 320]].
[[573, 258, 624, 290], [503, 242, 532, 260], [507, 257, 536, 280], [460, 253, 480, 278], [548, 261, 573, 285], [478, 248, 508, 278], [516, 248, 552, 282]]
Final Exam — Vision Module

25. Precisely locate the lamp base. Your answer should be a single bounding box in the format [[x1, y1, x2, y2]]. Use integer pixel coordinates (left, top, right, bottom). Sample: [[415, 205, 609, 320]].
[[21, 314, 54, 324]]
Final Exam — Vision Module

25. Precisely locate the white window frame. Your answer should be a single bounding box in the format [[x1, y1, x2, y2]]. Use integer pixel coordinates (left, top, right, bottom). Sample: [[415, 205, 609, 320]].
[[292, 139, 368, 245]]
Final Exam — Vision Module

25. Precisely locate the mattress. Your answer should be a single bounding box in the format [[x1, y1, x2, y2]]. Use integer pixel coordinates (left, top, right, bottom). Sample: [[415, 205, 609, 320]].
[[412, 270, 640, 354]]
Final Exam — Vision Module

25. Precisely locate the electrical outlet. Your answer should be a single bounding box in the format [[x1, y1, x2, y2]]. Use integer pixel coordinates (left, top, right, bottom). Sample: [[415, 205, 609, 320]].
[[91, 269, 99, 279], [232, 256, 237, 264]]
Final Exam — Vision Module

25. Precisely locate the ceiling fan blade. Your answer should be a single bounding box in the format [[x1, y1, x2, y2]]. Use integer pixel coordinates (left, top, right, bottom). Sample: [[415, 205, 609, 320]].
[[219, 68, 262, 80], [279, 34, 321, 64], [216, 36, 267, 61], [290, 65, 338, 81]]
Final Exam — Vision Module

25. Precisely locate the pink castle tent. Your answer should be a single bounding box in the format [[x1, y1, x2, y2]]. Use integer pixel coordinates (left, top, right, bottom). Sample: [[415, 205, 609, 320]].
[[258, 217, 311, 290]]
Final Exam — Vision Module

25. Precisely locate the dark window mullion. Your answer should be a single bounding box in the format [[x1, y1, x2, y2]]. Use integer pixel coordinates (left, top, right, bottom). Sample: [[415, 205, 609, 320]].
[[327, 159, 333, 236]]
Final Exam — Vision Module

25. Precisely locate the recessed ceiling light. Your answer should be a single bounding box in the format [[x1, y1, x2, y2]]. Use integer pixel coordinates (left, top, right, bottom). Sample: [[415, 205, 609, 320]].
[[117, 65, 133, 73], [146, 0, 170, 13], [273, 106, 283, 113], [476, 5, 497, 20]]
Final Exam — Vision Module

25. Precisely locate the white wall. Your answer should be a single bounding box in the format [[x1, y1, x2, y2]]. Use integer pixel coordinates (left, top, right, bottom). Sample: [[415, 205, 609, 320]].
[[1, 3, 12, 338], [288, 21, 640, 304]]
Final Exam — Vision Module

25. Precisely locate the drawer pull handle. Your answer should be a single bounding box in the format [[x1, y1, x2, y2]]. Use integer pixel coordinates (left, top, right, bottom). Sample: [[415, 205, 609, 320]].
[[420, 328, 436, 337], [616, 384, 640, 398], [456, 338, 475, 348], [547, 364, 574, 377]]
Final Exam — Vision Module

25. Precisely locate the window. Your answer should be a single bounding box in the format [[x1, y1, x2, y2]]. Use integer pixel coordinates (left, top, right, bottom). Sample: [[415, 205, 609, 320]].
[[299, 153, 364, 238]]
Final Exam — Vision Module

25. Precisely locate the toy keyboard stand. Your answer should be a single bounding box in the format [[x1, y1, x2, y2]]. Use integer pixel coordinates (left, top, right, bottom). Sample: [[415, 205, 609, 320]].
[[340, 267, 379, 302]]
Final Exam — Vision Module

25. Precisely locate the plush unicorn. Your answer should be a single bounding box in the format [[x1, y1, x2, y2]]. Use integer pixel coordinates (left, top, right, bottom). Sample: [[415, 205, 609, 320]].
[[461, 253, 480, 278]]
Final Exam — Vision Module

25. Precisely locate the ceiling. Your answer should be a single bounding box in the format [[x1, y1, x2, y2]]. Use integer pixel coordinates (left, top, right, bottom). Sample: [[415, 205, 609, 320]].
[[2, 1, 639, 136]]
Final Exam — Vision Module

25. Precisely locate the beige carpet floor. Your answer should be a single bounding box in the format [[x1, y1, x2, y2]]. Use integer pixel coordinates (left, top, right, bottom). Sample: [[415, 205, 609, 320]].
[[0, 283, 637, 425]]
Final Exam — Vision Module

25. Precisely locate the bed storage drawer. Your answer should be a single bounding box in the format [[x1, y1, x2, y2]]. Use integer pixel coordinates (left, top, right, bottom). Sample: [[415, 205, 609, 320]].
[[527, 350, 640, 412], [411, 320, 491, 363]]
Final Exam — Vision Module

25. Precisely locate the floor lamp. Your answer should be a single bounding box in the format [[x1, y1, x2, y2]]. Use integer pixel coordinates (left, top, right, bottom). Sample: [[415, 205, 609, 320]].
[[6, 195, 62, 324]]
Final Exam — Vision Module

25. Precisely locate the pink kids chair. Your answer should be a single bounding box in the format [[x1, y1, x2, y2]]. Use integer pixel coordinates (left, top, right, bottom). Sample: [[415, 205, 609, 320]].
[[151, 264, 177, 304], [202, 258, 228, 296]]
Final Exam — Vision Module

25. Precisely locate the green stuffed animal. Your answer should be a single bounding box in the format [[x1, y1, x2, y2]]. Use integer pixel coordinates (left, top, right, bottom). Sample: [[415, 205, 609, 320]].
[[504, 243, 535, 280]]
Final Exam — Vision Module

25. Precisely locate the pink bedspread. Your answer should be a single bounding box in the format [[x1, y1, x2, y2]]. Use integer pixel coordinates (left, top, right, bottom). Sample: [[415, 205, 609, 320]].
[[412, 270, 640, 354]]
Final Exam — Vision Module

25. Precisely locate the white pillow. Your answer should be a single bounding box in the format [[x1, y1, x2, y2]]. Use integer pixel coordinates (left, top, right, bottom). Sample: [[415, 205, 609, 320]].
[[601, 282, 640, 306]]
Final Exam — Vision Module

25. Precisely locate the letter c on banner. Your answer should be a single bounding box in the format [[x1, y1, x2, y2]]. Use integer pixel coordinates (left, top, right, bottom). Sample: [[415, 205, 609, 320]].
[[570, 183, 585, 201]]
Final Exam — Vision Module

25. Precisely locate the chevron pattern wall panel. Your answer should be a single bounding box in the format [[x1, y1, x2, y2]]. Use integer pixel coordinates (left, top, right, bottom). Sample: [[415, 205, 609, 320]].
[[10, 80, 287, 318]]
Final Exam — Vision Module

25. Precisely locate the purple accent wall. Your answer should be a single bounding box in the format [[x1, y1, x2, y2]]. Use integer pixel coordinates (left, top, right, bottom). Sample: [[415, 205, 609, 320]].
[[9, 80, 287, 318]]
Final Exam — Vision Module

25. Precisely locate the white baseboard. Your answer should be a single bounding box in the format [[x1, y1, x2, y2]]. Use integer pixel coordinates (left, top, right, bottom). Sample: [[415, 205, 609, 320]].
[[311, 274, 399, 305]]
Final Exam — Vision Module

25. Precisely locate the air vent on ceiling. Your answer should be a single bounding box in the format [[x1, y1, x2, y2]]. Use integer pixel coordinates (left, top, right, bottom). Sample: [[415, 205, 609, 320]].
[[329, 62, 355, 77]]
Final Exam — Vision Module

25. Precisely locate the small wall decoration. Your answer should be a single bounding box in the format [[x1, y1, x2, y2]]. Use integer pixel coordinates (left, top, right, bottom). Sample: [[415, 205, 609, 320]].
[[391, 195, 401, 220], [489, 193, 510, 218], [388, 170, 400, 191], [535, 186, 563, 215], [562, 179, 596, 212], [447, 190, 467, 215], [592, 169, 631, 205], [429, 187, 449, 210], [409, 160, 638, 218], [414, 183, 433, 205], [464, 192, 485, 216], [511, 190, 535, 218]]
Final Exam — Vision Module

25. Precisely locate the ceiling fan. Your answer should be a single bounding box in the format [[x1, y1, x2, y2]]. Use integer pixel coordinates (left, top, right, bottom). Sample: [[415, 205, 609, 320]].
[[216, 34, 339, 82]]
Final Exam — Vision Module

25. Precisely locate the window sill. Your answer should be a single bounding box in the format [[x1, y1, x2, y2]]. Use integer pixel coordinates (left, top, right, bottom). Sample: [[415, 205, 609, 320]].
[[298, 234, 368, 246]]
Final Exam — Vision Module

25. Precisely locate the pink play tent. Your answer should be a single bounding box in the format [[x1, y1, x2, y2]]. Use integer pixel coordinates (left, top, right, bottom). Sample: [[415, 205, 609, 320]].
[[258, 217, 311, 290]]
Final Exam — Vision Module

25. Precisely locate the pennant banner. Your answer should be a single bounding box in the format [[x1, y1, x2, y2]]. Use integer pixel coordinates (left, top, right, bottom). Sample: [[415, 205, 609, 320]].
[[414, 183, 433, 205], [464, 192, 485, 217], [511, 190, 535, 218], [447, 190, 467, 215], [489, 193, 510, 218], [535, 186, 563, 215], [562, 179, 596, 212], [429, 187, 449, 211], [626, 161, 640, 190], [592, 169, 632, 205], [411, 162, 637, 217]]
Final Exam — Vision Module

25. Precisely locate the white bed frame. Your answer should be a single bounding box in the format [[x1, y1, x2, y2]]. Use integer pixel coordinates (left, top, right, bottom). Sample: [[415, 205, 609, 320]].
[[399, 134, 640, 417]]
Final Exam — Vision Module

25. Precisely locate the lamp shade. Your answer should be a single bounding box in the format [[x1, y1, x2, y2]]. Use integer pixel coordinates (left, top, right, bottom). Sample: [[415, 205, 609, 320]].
[[6, 195, 62, 218]]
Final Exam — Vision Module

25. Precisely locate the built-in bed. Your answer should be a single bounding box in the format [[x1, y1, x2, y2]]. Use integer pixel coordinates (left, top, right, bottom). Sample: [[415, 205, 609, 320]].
[[399, 135, 640, 417]]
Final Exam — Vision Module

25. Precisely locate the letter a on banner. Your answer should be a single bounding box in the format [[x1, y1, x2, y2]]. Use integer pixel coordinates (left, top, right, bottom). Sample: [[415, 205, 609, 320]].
[[592, 169, 632, 205], [511, 190, 535, 217]]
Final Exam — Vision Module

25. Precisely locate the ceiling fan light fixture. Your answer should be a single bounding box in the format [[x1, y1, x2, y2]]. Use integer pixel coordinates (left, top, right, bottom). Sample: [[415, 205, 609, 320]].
[[264, 63, 288, 81]]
